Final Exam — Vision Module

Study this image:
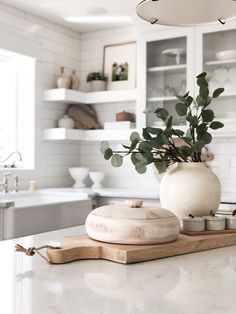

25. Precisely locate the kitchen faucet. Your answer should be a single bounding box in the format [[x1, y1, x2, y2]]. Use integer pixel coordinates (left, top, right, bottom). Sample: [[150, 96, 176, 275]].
[[0, 173, 11, 193], [0, 173, 19, 193]]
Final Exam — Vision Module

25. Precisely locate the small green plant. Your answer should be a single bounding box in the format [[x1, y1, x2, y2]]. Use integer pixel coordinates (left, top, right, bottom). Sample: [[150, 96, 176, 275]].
[[100, 72, 224, 174], [86, 72, 107, 82]]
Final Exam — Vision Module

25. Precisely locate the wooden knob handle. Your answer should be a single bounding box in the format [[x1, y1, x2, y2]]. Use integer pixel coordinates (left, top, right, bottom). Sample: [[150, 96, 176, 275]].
[[125, 199, 143, 208]]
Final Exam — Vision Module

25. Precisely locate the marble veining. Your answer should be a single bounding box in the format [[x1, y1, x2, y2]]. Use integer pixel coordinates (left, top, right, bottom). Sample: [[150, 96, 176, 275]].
[[1, 226, 236, 314]]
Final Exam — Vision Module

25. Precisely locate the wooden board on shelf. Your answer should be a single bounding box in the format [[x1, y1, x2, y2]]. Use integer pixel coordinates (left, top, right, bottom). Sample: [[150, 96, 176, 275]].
[[47, 233, 236, 265]]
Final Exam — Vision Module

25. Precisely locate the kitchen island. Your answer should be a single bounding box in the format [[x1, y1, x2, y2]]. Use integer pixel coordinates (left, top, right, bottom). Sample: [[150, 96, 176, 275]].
[[1, 225, 236, 314]]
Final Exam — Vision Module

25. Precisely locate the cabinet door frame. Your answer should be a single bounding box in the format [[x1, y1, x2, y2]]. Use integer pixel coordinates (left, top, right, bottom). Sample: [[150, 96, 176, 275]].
[[137, 27, 195, 128], [195, 20, 236, 87]]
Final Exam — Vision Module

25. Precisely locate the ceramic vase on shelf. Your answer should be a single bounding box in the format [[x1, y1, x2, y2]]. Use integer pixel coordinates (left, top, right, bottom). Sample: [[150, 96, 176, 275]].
[[58, 114, 75, 129], [69, 70, 80, 90], [159, 162, 221, 219], [57, 66, 70, 89], [90, 80, 106, 92]]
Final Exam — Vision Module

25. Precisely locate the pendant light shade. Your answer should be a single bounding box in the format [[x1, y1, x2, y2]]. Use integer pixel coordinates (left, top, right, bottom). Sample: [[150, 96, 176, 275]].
[[136, 0, 236, 26]]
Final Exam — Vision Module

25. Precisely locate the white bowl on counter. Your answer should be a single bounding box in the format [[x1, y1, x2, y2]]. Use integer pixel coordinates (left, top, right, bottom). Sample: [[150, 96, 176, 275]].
[[216, 49, 236, 61], [69, 167, 89, 188], [89, 171, 105, 188]]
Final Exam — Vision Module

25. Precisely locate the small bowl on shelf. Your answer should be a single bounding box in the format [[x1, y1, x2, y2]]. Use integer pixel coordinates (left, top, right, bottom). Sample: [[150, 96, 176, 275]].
[[215, 49, 236, 61], [89, 171, 105, 188], [69, 167, 89, 188]]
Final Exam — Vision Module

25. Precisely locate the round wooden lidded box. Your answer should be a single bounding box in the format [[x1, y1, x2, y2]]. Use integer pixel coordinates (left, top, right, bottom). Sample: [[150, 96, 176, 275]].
[[85, 200, 180, 245]]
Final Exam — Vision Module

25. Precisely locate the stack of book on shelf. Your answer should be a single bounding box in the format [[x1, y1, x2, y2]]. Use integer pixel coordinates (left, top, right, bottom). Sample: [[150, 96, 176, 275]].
[[104, 121, 135, 129]]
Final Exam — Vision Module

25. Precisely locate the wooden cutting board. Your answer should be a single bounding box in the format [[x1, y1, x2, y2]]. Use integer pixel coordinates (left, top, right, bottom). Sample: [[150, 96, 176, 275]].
[[47, 232, 236, 264]]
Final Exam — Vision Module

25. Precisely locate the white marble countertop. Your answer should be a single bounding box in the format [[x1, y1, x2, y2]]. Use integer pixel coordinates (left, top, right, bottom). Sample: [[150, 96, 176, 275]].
[[2, 225, 236, 314]]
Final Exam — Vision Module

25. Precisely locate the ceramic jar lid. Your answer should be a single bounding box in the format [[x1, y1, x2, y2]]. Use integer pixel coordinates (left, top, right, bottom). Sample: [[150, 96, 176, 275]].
[[183, 216, 205, 222], [226, 216, 236, 220], [91, 203, 176, 220], [85, 200, 180, 245], [205, 215, 225, 221]]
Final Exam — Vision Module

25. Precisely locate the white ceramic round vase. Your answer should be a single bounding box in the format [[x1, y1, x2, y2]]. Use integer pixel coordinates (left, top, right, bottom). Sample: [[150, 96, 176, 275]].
[[58, 114, 75, 129], [160, 162, 221, 219]]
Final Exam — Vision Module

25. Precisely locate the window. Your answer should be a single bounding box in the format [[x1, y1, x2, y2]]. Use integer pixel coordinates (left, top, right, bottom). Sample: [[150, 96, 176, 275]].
[[0, 49, 36, 169]]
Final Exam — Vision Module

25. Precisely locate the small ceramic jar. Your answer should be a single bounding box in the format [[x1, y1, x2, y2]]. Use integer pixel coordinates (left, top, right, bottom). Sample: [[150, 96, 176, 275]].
[[58, 114, 75, 129], [205, 216, 225, 231], [226, 216, 236, 229], [182, 216, 205, 232]]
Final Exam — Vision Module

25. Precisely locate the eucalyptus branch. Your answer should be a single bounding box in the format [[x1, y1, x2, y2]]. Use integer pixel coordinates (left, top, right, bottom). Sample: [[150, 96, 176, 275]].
[[100, 72, 224, 174]]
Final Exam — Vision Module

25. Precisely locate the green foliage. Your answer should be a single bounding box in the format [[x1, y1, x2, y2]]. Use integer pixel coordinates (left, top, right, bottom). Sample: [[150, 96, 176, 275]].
[[86, 72, 107, 82], [100, 72, 224, 174]]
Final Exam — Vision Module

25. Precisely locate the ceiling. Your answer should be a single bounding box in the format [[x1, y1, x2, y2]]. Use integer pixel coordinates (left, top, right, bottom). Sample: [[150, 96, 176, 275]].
[[2, 0, 142, 33]]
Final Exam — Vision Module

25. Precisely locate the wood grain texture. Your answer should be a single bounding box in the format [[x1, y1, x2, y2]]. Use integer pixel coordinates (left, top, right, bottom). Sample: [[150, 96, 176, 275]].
[[47, 233, 236, 264]]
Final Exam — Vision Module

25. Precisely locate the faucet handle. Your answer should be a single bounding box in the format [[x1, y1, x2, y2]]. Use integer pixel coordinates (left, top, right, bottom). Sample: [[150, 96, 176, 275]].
[[3, 172, 11, 183], [3, 172, 11, 177], [13, 175, 19, 193]]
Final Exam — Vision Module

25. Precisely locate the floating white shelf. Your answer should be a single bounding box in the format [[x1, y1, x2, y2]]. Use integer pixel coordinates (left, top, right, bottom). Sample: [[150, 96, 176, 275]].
[[44, 123, 236, 142], [147, 64, 186, 73], [205, 59, 236, 66], [43, 128, 137, 142], [147, 96, 177, 102], [44, 88, 138, 105]]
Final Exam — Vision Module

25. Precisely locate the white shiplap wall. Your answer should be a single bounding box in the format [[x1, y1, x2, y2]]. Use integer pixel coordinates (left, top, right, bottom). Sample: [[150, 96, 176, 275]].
[[0, 2, 81, 189]]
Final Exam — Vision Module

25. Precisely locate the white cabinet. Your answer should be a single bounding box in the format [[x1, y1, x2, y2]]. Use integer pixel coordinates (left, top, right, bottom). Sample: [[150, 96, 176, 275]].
[[140, 21, 236, 132], [195, 20, 236, 122], [138, 28, 195, 128]]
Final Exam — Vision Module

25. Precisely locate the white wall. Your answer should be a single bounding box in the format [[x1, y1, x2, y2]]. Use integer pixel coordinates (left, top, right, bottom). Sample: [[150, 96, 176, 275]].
[[0, 2, 81, 189]]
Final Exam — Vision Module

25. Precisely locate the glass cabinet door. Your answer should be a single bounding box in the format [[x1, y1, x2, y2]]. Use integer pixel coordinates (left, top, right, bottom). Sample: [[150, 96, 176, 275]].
[[145, 35, 189, 127], [197, 23, 236, 121]]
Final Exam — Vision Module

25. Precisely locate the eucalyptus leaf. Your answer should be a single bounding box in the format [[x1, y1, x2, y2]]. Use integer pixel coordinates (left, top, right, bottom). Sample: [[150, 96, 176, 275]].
[[196, 72, 207, 79], [142, 129, 152, 140], [213, 88, 224, 98], [135, 162, 147, 174], [199, 85, 209, 99], [209, 121, 224, 129], [196, 95, 204, 106], [130, 132, 140, 143], [111, 154, 123, 167], [175, 103, 188, 116], [166, 116, 173, 128], [154, 160, 167, 174], [155, 108, 169, 120], [193, 140, 205, 152], [202, 109, 214, 122], [131, 153, 139, 165], [100, 141, 109, 154], [138, 141, 152, 152], [104, 148, 113, 160], [197, 132, 212, 144]]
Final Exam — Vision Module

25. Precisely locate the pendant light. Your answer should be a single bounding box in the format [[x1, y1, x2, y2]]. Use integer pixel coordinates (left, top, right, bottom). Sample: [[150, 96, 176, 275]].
[[136, 0, 236, 26]]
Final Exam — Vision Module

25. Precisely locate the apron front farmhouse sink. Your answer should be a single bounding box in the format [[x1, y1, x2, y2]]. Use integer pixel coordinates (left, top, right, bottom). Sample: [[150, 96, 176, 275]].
[[0, 190, 92, 240]]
